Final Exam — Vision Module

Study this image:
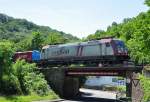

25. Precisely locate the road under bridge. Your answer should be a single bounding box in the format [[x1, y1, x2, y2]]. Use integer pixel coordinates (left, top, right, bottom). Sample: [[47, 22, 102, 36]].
[[39, 65, 143, 102]]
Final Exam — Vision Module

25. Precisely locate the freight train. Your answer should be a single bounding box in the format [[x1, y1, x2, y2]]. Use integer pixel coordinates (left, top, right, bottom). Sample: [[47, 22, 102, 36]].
[[14, 50, 41, 62], [14, 37, 129, 66]]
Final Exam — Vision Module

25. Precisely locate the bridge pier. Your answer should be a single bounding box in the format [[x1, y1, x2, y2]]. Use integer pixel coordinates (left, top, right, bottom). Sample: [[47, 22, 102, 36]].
[[39, 68, 79, 98], [126, 72, 143, 102], [63, 77, 79, 98]]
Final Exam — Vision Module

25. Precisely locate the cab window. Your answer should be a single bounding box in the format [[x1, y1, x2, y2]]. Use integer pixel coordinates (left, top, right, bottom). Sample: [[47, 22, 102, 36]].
[[115, 40, 127, 53], [106, 43, 110, 47]]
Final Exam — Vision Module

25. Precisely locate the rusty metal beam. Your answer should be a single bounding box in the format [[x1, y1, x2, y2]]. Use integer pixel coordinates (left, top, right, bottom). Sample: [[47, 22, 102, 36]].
[[65, 66, 143, 77]]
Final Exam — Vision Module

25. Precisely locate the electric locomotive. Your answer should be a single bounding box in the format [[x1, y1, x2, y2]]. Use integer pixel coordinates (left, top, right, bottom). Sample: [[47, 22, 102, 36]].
[[41, 37, 129, 65]]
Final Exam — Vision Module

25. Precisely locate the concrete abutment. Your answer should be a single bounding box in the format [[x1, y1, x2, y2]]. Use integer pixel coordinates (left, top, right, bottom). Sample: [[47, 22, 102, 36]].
[[126, 72, 144, 102], [39, 68, 79, 98]]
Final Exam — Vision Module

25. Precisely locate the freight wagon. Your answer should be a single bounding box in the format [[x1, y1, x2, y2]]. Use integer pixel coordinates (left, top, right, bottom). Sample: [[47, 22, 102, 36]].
[[14, 50, 40, 62]]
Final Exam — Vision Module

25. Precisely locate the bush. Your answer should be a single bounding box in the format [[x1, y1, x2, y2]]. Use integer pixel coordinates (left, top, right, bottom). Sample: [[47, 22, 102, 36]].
[[116, 86, 126, 92], [0, 40, 51, 96], [139, 74, 150, 102], [1, 74, 22, 95], [12, 60, 51, 96], [12, 60, 36, 94], [0, 41, 16, 94], [24, 72, 51, 96]]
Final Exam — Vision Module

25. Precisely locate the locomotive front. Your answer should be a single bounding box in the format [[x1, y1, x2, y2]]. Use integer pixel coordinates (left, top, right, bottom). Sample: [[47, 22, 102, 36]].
[[112, 39, 129, 61]]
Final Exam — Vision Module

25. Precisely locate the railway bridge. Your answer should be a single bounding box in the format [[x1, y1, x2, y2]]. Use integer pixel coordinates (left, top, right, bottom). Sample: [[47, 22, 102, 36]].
[[39, 65, 143, 102]]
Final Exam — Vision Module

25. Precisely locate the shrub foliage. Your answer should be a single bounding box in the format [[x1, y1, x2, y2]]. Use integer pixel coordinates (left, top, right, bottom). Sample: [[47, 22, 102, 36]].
[[140, 74, 150, 102], [0, 41, 51, 96], [12, 60, 51, 96]]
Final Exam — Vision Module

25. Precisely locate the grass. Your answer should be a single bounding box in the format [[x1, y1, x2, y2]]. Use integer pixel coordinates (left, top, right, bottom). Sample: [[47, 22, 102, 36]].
[[0, 91, 59, 102]]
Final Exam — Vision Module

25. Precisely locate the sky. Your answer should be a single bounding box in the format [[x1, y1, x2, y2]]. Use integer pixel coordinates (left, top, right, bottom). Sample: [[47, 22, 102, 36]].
[[0, 0, 149, 38]]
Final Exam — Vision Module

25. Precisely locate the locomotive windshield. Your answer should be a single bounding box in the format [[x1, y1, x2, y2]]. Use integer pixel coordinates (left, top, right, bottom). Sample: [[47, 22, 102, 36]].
[[115, 40, 127, 53]]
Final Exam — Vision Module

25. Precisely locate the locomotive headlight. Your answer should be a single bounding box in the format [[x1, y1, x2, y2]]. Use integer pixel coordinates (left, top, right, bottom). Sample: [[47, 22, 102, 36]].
[[118, 50, 121, 53]]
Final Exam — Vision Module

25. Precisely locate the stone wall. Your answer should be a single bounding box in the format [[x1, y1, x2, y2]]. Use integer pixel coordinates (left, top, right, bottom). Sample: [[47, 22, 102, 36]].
[[39, 68, 79, 98], [131, 73, 144, 102], [63, 77, 79, 98]]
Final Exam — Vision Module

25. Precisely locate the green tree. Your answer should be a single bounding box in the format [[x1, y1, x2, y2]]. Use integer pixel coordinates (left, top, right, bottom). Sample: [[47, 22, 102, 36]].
[[0, 40, 22, 94], [85, 9, 150, 64], [106, 22, 121, 38], [0, 40, 51, 95], [0, 40, 14, 82], [12, 60, 51, 95], [0, 13, 79, 45], [31, 32, 44, 50], [145, 0, 150, 7], [16, 37, 32, 51], [44, 32, 67, 45], [86, 30, 106, 41], [140, 74, 150, 102]]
